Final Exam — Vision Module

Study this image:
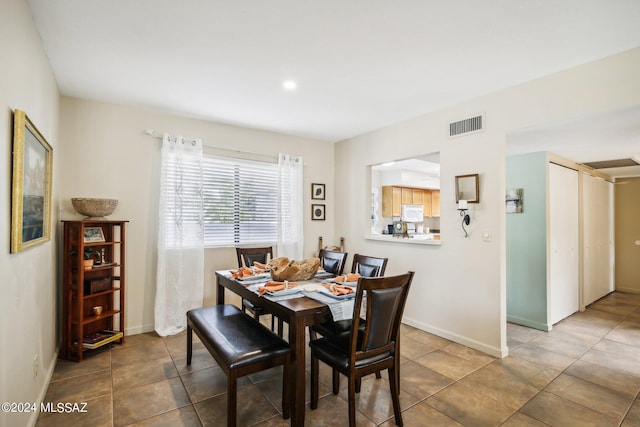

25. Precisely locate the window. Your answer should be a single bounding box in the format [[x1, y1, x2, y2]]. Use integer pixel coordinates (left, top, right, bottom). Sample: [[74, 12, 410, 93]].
[[202, 155, 279, 246]]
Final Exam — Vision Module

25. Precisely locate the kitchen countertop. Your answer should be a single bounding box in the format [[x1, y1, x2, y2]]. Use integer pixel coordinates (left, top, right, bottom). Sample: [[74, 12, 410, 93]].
[[365, 233, 442, 246]]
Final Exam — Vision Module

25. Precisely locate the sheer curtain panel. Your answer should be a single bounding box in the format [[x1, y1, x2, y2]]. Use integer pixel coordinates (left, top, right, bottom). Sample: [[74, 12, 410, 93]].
[[155, 134, 204, 336], [277, 153, 304, 259]]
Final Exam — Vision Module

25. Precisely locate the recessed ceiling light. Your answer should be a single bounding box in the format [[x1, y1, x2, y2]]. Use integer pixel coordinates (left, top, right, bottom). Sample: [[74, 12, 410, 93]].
[[283, 80, 297, 90]]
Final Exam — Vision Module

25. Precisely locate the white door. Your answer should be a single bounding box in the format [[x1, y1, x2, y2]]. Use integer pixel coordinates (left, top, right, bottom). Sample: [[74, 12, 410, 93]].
[[549, 164, 579, 324], [583, 173, 614, 306]]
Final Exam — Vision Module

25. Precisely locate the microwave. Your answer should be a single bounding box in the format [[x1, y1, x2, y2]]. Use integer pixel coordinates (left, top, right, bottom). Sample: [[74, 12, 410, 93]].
[[401, 205, 423, 222]]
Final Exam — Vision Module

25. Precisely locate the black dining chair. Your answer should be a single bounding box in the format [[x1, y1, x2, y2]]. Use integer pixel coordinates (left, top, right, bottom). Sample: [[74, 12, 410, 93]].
[[318, 249, 348, 275], [310, 254, 388, 341], [235, 246, 282, 334], [351, 253, 388, 278], [310, 272, 415, 426]]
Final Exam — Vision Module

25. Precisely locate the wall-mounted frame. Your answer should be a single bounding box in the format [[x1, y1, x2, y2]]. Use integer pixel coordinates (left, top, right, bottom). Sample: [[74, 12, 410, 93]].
[[506, 188, 524, 213], [311, 183, 325, 200], [10, 110, 53, 253], [311, 204, 326, 221], [84, 227, 106, 243], [455, 174, 479, 203]]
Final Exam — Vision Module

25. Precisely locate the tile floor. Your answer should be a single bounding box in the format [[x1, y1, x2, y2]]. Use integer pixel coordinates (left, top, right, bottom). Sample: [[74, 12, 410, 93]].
[[36, 291, 640, 426]]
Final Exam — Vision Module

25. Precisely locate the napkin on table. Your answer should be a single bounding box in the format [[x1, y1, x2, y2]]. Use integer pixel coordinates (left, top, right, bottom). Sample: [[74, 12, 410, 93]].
[[258, 280, 299, 296]]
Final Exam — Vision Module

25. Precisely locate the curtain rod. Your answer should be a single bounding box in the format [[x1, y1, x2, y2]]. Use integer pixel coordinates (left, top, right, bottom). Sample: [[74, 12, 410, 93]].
[[144, 128, 278, 161]]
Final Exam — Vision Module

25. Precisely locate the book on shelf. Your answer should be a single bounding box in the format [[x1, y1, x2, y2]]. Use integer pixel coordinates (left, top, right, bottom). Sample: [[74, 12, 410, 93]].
[[82, 330, 123, 349]]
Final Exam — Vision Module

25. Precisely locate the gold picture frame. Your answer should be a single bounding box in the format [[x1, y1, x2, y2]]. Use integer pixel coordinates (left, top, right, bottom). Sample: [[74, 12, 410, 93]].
[[11, 110, 53, 253]]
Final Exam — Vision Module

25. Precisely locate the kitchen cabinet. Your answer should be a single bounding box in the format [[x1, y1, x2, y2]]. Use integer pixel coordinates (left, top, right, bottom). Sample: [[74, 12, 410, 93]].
[[401, 187, 423, 205], [431, 190, 441, 217], [61, 220, 127, 361], [423, 190, 432, 217], [382, 186, 402, 217], [383, 186, 436, 218]]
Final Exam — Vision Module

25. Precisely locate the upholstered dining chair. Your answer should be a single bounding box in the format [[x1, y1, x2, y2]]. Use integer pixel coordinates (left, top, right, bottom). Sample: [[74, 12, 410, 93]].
[[310, 272, 415, 426], [351, 253, 388, 278], [235, 246, 281, 334], [310, 254, 388, 341], [318, 249, 348, 275]]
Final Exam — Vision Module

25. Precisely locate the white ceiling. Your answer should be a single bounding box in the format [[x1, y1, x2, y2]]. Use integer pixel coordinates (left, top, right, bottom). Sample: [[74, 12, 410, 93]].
[[27, 0, 640, 174]]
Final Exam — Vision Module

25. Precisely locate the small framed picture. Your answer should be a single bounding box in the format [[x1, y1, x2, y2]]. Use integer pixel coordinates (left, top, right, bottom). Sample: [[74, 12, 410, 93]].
[[311, 204, 326, 221], [84, 226, 105, 243], [311, 183, 325, 200]]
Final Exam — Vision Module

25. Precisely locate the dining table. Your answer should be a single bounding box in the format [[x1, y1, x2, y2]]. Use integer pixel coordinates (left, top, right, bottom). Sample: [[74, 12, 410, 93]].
[[215, 270, 353, 427]]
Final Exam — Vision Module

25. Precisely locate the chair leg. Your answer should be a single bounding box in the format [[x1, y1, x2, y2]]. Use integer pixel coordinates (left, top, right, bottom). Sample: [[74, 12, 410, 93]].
[[375, 371, 382, 379], [278, 318, 284, 337], [310, 354, 319, 409], [332, 368, 340, 395], [227, 372, 237, 427], [388, 367, 403, 426], [348, 375, 357, 427], [186, 325, 193, 365]]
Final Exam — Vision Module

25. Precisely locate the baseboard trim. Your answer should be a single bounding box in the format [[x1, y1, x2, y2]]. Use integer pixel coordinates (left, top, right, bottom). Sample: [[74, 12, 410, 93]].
[[506, 314, 551, 332], [403, 317, 507, 358]]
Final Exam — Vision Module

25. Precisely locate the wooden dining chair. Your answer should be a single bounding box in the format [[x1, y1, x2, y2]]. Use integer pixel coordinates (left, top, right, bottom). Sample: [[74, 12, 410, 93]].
[[351, 253, 388, 278], [310, 254, 388, 341], [235, 246, 281, 334], [318, 249, 348, 275], [310, 272, 415, 426]]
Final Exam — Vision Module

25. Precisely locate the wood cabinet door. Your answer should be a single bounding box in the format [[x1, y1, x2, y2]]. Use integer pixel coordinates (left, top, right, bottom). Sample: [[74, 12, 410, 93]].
[[431, 190, 441, 217], [423, 190, 432, 217], [412, 189, 423, 205], [401, 187, 413, 205], [392, 187, 402, 216], [382, 186, 402, 217]]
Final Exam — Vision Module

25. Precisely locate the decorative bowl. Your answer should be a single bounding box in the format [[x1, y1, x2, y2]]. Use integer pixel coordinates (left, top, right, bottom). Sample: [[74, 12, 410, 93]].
[[71, 198, 118, 218]]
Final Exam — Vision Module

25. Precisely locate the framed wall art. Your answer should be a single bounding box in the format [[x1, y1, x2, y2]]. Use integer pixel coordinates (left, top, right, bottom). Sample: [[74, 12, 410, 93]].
[[506, 188, 524, 213], [10, 110, 53, 253], [311, 183, 325, 200], [311, 204, 326, 221], [84, 227, 106, 243]]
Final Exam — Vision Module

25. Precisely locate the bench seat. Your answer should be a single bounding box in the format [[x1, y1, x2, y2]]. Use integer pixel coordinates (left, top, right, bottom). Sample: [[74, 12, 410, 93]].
[[187, 305, 291, 426]]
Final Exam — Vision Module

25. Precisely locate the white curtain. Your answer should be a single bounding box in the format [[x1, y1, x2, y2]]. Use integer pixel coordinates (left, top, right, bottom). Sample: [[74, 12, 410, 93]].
[[277, 153, 304, 259], [155, 134, 204, 336]]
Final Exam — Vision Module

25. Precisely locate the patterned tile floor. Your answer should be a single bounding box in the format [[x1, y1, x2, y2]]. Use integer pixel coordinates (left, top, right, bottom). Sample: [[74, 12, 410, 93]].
[[36, 291, 640, 426]]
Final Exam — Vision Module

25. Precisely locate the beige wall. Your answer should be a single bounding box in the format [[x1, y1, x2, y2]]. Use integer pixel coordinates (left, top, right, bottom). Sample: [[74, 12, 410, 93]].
[[3, 2, 640, 421], [335, 47, 640, 357], [0, 1, 60, 426], [615, 177, 640, 293], [58, 97, 335, 335]]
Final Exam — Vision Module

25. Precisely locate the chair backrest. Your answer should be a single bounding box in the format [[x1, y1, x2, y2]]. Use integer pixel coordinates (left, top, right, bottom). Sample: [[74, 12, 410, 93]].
[[349, 272, 414, 359], [351, 254, 388, 278], [235, 246, 273, 268], [318, 249, 348, 275]]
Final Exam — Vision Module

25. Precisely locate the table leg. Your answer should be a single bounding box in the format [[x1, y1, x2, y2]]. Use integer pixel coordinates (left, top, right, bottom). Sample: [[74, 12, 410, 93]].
[[216, 278, 225, 305], [289, 318, 307, 426]]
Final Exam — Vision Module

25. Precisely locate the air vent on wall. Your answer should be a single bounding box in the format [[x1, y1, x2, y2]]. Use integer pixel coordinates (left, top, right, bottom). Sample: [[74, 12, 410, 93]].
[[449, 114, 484, 137], [581, 158, 639, 169]]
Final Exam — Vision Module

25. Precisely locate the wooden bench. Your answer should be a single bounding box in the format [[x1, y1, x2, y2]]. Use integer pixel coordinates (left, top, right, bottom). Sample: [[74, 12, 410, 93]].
[[187, 305, 291, 426]]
